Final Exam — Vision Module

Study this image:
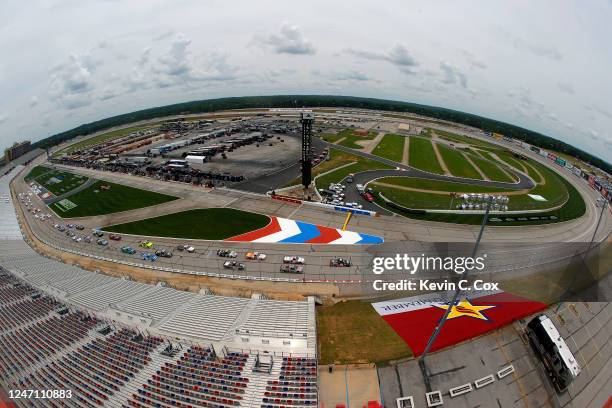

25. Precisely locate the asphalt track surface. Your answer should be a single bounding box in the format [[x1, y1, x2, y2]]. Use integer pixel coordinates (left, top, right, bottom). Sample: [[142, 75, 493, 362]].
[[323, 139, 535, 189], [12, 111, 610, 295], [233, 137, 533, 196], [13, 152, 610, 296]]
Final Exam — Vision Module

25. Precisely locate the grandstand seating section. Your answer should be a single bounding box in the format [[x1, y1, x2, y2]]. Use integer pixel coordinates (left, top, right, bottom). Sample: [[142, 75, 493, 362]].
[[0, 166, 318, 407], [262, 357, 318, 407]]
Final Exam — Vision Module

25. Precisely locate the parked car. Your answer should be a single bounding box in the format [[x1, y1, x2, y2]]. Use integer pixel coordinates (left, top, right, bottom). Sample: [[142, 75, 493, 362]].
[[109, 233, 121, 241], [96, 239, 108, 246], [155, 249, 173, 258], [245, 252, 266, 261], [280, 264, 304, 274], [75, 225, 85, 230], [83, 236, 92, 243], [223, 260, 245, 270], [217, 249, 237, 258], [121, 246, 136, 254], [283, 256, 305, 264], [139, 240, 153, 249], [330, 257, 351, 267], [92, 230, 104, 237]]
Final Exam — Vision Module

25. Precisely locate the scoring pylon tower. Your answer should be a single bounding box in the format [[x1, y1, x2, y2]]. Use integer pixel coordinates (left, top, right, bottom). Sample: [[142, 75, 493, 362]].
[[300, 111, 314, 188]]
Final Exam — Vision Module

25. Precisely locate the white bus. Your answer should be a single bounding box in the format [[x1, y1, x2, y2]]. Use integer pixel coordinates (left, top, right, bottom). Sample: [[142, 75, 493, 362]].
[[526, 314, 581, 392]]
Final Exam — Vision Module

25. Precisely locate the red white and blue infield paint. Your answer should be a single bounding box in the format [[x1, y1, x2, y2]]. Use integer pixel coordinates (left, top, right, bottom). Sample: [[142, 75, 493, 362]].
[[226, 217, 383, 244]]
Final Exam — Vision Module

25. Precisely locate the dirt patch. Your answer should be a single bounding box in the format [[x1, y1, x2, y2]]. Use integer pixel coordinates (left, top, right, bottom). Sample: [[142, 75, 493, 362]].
[[363, 131, 386, 154], [475, 150, 517, 182], [490, 152, 529, 175], [463, 152, 489, 180], [523, 161, 546, 185], [401, 136, 410, 165], [429, 134, 451, 175], [317, 300, 411, 364]]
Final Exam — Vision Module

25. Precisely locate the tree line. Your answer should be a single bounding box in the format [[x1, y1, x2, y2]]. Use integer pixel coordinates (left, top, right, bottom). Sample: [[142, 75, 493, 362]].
[[32, 95, 610, 173]]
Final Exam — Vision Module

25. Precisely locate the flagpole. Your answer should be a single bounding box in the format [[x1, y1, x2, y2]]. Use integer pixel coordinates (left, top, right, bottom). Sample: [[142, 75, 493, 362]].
[[418, 195, 494, 392]]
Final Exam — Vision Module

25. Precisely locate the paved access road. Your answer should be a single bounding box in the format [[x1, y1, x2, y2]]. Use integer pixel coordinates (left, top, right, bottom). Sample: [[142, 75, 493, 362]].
[[323, 140, 534, 189]]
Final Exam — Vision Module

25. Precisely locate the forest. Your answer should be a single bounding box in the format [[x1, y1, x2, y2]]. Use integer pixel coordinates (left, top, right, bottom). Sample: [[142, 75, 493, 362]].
[[31, 95, 610, 173]]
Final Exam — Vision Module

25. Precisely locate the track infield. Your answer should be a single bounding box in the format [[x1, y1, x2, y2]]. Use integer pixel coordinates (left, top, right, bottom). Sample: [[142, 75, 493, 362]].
[[49, 180, 179, 218], [105, 208, 270, 240]]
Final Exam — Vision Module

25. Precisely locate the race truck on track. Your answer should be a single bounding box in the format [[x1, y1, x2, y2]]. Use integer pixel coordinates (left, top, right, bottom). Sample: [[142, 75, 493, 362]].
[[280, 264, 304, 274], [283, 256, 305, 264], [217, 249, 237, 258], [330, 257, 351, 267], [246, 252, 266, 261]]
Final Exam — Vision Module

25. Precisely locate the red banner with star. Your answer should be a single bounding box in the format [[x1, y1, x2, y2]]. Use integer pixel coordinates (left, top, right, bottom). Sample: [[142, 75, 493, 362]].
[[372, 291, 547, 356]]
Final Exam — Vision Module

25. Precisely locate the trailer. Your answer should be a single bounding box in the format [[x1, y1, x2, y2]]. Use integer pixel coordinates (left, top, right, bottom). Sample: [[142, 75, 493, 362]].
[[526, 315, 581, 392], [185, 155, 207, 164]]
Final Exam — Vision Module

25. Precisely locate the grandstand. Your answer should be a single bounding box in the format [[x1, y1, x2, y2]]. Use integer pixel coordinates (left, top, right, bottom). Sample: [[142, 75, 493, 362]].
[[0, 166, 318, 407]]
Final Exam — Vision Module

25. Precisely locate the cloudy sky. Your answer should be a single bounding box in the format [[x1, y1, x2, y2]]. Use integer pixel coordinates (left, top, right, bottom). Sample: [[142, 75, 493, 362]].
[[1, 0, 611, 162]]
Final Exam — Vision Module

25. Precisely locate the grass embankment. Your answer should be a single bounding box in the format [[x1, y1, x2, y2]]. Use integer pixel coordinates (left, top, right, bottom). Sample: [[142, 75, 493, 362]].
[[432, 128, 499, 149], [53, 125, 153, 156], [50, 180, 178, 218], [372, 177, 515, 210], [105, 208, 270, 240], [284, 148, 394, 188], [315, 151, 394, 188], [437, 145, 482, 179], [371, 134, 405, 162], [373, 173, 584, 225], [24, 165, 52, 181], [320, 128, 378, 149], [467, 153, 516, 183], [409, 137, 444, 174], [317, 300, 411, 364], [373, 161, 570, 212], [35, 169, 88, 195]]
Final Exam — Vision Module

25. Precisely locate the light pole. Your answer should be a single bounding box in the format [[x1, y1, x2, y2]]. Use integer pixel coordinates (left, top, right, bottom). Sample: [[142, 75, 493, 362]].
[[418, 195, 502, 391]]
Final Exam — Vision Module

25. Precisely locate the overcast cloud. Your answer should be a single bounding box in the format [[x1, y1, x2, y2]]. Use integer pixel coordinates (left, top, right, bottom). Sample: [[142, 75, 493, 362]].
[[0, 0, 610, 163]]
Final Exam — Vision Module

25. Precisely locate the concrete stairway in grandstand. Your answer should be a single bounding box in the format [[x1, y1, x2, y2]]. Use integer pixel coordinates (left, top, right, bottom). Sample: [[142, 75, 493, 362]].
[[104, 342, 173, 408]]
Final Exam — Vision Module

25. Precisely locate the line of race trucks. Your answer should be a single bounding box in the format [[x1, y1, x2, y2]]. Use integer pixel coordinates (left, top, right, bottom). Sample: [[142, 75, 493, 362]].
[[50, 223, 353, 273]]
